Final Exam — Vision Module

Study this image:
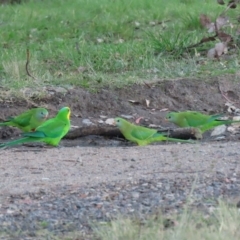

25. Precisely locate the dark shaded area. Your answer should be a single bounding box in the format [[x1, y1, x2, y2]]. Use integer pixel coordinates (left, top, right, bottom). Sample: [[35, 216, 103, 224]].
[[0, 0, 25, 4]]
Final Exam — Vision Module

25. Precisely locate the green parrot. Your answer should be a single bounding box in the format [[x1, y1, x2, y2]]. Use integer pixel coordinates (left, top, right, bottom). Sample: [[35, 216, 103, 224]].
[[114, 117, 194, 146], [0, 108, 49, 132], [165, 111, 240, 133], [0, 107, 71, 149]]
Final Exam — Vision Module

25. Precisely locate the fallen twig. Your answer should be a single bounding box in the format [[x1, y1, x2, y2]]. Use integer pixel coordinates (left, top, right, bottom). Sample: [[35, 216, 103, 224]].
[[25, 49, 37, 80]]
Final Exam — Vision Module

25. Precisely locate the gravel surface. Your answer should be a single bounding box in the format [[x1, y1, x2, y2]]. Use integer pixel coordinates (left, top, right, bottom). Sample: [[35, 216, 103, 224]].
[[1, 141, 240, 239]]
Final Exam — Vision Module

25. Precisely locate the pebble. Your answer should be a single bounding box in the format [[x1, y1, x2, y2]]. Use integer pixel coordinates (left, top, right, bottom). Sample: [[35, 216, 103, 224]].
[[82, 119, 94, 126], [211, 125, 227, 136]]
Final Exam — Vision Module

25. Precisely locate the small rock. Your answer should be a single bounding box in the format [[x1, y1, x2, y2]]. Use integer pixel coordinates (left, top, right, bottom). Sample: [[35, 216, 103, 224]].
[[97, 38, 104, 43], [210, 125, 227, 136], [82, 119, 93, 126], [233, 116, 240, 121], [132, 192, 140, 199], [105, 118, 115, 125], [134, 21, 140, 27], [50, 86, 68, 94], [227, 126, 238, 134], [149, 21, 156, 26]]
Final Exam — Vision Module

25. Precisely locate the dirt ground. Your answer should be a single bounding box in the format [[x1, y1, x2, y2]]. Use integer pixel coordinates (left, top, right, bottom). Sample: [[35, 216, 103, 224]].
[[1, 76, 240, 238]]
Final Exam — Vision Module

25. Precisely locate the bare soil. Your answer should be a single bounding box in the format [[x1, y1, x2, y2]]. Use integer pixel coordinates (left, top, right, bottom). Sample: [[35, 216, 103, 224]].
[[1, 76, 240, 238]]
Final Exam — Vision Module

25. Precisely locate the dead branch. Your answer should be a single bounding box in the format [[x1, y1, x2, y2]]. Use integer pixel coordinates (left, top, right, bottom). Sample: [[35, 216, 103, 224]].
[[25, 49, 37, 80], [65, 125, 201, 140], [163, 127, 202, 140], [186, 35, 218, 49], [65, 125, 123, 139]]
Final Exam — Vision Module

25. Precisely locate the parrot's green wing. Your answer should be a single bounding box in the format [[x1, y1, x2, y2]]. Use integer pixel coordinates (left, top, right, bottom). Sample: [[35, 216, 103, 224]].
[[0, 113, 31, 128], [7, 112, 33, 127], [199, 119, 240, 133], [166, 111, 225, 128], [129, 126, 164, 140], [0, 108, 49, 132], [184, 112, 224, 126], [26, 119, 67, 138]]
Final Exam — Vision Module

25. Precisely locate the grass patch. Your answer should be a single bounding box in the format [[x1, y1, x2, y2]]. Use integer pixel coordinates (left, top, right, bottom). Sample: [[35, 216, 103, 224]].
[[94, 201, 240, 240], [0, 0, 239, 94]]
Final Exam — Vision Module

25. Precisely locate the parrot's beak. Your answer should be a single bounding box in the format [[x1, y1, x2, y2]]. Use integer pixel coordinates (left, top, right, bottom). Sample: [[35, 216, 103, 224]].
[[113, 120, 116, 126], [44, 115, 48, 119]]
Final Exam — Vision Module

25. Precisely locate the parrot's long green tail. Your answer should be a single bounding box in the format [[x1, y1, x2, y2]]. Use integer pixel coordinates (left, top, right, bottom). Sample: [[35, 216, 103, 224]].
[[164, 137, 196, 143], [200, 120, 240, 133], [0, 137, 41, 149], [0, 122, 8, 126], [147, 136, 195, 144]]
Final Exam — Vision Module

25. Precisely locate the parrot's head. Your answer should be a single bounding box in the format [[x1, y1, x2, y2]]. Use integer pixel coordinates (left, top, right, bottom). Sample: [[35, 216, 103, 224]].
[[57, 107, 71, 120], [165, 112, 176, 123], [38, 108, 49, 120], [114, 117, 125, 128]]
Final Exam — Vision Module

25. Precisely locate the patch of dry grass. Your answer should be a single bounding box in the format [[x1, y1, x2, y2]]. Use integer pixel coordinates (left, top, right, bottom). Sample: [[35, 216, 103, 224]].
[[94, 201, 240, 240]]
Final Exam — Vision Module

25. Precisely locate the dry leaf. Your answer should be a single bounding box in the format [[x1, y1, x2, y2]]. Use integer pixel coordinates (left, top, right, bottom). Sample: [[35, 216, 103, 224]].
[[77, 66, 87, 73], [207, 48, 216, 58], [200, 14, 212, 28], [207, 23, 216, 33], [228, 0, 237, 8], [145, 99, 150, 107], [159, 108, 169, 112], [215, 42, 227, 56], [135, 117, 143, 124], [201, 14, 229, 33], [218, 31, 232, 43], [128, 100, 140, 104], [200, 14, 212, 29], [217, 0, 225, 5], [105, 118, 115, 125], [216, 16, 229, 29]]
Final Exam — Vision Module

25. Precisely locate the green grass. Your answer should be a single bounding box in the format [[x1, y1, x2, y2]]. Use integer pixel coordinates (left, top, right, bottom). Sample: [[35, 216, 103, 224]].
[[0, 0, 240, 93], [94, 201, 240, 240]]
